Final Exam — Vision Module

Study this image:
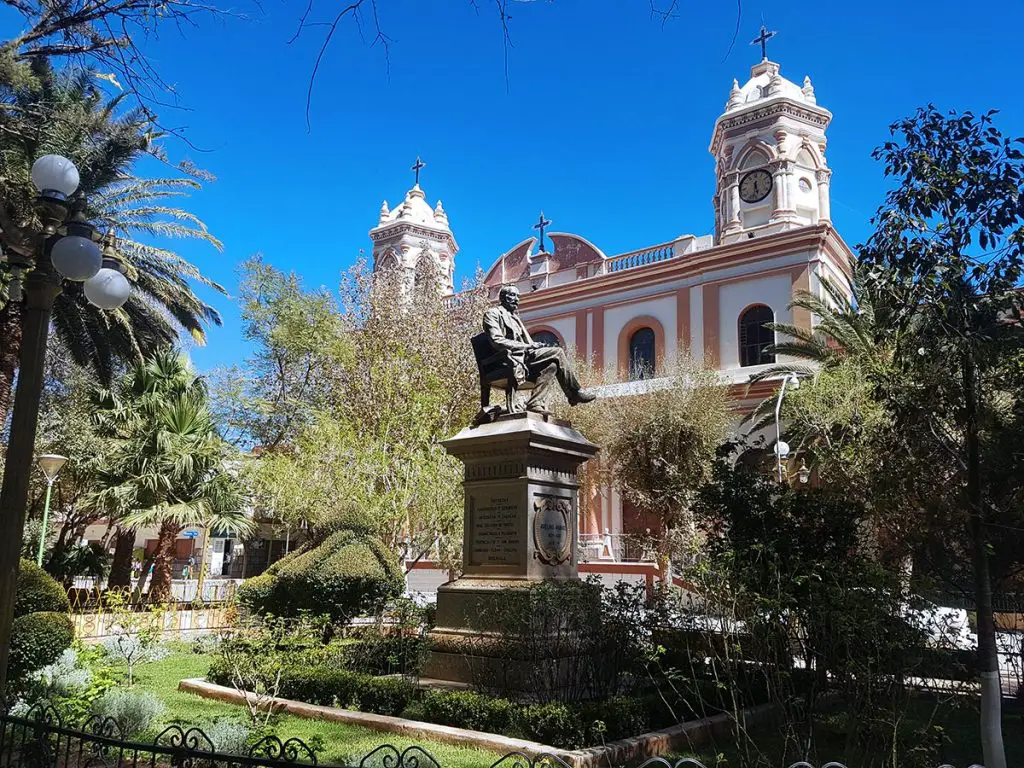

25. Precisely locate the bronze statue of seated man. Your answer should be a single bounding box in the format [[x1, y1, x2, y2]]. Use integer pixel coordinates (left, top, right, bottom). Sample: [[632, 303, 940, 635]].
[[480, 285, 596, 415]]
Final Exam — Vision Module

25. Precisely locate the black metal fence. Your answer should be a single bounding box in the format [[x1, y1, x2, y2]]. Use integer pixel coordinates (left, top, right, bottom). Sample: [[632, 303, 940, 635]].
[[0, 707, 974, 768]]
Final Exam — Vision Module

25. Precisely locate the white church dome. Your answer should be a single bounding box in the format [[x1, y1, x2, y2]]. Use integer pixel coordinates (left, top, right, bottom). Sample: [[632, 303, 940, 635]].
[[380, 184, 448, 229], [726, 60, 816, 112]]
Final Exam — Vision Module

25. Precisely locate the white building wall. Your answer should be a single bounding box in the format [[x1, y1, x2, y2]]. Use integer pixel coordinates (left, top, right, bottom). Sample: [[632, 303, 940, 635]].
[[717, 273, 794, 370], [534, 315, 576, 348], [689, 285, 704, 360]]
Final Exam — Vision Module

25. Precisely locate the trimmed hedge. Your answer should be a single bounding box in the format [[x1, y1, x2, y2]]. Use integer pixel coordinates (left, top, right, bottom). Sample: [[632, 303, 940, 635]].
[[15, 559, 69, 617], [237, 530, 403, 622], [9, 611, 75, 680], [419, 690, 650, 749], [207, 658, 414, 717]]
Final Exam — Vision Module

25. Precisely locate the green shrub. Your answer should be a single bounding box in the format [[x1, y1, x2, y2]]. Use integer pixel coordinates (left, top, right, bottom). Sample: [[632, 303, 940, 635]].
[[237, 530, 402, 622], [15, 559, 69, 617], [9, 612, 75, 679], [267, 666, 413, 717], [91, 689, 164, 738], [417, 689, 655, 748], [345, 635, 424, 676], [202, 720, 251, 755], [419, 690, 517, 734], [579, 696, 649, 742], [518, 702, 585, 748], [235, 573, 277, 616]]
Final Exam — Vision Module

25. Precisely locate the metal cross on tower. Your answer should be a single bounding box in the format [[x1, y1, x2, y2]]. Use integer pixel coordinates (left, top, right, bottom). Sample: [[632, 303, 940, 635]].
[[533, 211, 552, 253], [411, 156, 426, 186], [751, 25, 776, 61]]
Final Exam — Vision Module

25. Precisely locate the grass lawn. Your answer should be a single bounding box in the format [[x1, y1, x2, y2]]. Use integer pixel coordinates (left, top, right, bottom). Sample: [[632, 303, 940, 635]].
[[134, 645, 503, 768]]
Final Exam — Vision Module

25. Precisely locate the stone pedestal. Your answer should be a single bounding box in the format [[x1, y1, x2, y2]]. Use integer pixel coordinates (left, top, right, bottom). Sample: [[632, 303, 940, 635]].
[[422, 411, 598, 690]]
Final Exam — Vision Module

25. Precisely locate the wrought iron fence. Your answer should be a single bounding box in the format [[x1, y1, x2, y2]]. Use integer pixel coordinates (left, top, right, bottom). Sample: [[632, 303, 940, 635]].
[[0, 707, 979, 768]]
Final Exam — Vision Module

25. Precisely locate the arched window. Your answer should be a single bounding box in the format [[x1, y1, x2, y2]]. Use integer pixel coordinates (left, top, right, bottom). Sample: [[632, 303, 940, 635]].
[[531, 330, 561, 347], [739, 305, 775, 367], [628, 327, 656, 380]]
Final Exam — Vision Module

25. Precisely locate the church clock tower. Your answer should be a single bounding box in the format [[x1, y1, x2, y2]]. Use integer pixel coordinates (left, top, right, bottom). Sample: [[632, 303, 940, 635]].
[[369, 158, 458, 295], [709, 29, 833, 245]]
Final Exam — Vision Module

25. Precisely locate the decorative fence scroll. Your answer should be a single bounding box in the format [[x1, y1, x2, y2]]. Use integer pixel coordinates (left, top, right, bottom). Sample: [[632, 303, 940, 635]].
[[0, 706, 980, 768]]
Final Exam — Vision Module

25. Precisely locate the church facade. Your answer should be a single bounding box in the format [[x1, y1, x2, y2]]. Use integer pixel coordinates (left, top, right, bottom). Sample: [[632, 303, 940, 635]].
[[371, 54, 855, 564]]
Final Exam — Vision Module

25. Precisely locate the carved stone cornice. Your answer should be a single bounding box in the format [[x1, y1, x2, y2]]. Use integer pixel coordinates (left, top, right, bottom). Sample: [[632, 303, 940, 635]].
[[711, 100, 831, 156], [369, 222, 457, 250]]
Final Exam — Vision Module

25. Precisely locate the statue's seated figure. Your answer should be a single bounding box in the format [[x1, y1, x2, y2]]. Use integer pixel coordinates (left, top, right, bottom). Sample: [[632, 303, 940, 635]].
[[473, 285, 596, 420]]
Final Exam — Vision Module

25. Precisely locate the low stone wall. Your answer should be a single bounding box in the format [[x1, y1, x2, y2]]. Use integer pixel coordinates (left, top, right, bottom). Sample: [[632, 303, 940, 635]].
[[178, 678, 773, 767]]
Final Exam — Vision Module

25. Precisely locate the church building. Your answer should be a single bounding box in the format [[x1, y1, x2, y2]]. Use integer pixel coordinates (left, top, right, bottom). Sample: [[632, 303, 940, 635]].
[[371, 48, 854, 569]]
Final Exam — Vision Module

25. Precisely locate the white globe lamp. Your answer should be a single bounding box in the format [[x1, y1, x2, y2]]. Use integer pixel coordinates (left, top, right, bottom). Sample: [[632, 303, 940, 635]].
[[773, 440, 790, 459], [84, 266, 131, 309], [50, 235, 102, 281], [31, 155, 80, 200]]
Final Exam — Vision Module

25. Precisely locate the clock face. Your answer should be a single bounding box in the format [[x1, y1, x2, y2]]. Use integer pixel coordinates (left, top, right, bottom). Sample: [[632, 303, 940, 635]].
[[739, 169, 773, 203]]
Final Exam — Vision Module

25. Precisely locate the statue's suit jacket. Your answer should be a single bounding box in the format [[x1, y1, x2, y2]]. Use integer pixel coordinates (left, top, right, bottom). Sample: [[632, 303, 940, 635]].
[[483, 305, 533, 382]]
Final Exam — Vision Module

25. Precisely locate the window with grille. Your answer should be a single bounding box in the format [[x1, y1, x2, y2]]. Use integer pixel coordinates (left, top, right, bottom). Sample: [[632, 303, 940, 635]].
[[739, 305, 775, 367], [532, 330, 561, 347], [628, 327, 656, 380]]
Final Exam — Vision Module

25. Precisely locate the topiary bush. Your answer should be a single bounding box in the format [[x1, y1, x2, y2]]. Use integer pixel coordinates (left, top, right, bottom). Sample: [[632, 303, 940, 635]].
[[15, 558, 69, 617], [9, 612, 75, 680], [235, 572, 277, 615], [237, 529, 402, 622]]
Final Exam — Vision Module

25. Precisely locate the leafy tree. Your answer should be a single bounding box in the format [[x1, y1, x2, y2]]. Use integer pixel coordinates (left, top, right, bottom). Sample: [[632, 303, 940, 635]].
[[212, 255, 350, 452], [0, 60, 224, 424], [91, 349, 251, 602], [219, 257, 487, 568], [566, 360, 730, 576], [690, 456, 952, 767], [858, 106, 1024, 768]]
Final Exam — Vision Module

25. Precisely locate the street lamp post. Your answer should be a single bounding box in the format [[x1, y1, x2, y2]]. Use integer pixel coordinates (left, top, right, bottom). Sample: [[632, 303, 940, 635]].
[[35, 454, 68, 567], [0, 155, 131, 696], [773, 372, 800, 483]]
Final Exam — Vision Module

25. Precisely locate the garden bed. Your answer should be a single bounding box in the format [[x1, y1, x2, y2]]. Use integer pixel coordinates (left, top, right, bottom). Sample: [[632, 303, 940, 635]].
[[179, 677, 776, 768]]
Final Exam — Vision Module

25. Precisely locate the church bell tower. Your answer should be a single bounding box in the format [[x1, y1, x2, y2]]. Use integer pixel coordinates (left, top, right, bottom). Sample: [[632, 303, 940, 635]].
[[709, 28, 833, 245], [369, 158, 458, 295]]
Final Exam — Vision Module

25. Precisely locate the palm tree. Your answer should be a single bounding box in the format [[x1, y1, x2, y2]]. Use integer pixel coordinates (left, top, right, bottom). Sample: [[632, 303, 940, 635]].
[[741, 265, 902, 441], [0, 58, 225, 423], [91, 350, 252, 602]]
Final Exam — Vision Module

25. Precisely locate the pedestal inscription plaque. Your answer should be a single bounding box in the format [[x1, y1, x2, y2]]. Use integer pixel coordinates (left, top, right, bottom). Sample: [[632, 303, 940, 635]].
[[469, 494, 522, 566]]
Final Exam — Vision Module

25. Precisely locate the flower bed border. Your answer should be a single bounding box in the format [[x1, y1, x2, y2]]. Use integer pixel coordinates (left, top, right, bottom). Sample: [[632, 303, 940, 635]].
[[178, 678, 775, 768]]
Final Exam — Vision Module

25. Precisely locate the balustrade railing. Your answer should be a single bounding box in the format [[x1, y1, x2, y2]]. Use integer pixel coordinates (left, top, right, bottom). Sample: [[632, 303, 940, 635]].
[[577, 533, 657, 563], [602, 242, 676, 274]]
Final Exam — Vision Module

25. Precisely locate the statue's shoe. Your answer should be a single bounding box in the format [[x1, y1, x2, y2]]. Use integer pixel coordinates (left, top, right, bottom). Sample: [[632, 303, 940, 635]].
[[568, 390, 597, 405]]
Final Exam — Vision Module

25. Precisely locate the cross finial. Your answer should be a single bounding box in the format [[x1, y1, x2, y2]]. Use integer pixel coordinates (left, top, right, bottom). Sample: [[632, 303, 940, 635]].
[[533, 211, 552, 253], [751, 24, 776, 61], [411, 156, 426, 186]]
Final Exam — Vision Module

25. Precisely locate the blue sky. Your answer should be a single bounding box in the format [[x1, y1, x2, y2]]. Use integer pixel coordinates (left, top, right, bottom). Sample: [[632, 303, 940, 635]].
[[66, 0, 1024, 371]]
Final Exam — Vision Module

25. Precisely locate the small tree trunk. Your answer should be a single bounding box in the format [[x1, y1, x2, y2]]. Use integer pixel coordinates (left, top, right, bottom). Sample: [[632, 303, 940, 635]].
[[0, 301, 22, 428], [964, 345, 1006, 768], [148, 521, 179, 604], [134, 552, 154, 599], [108, 528, 137, 590], [194, 526, 209, 602]]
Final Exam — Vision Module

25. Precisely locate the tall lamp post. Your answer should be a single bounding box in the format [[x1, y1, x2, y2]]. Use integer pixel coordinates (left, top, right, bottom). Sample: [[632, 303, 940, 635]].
[[35, 454, 68, 567], [773, 372, 800, 482], [0, 154, 131, 695]]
